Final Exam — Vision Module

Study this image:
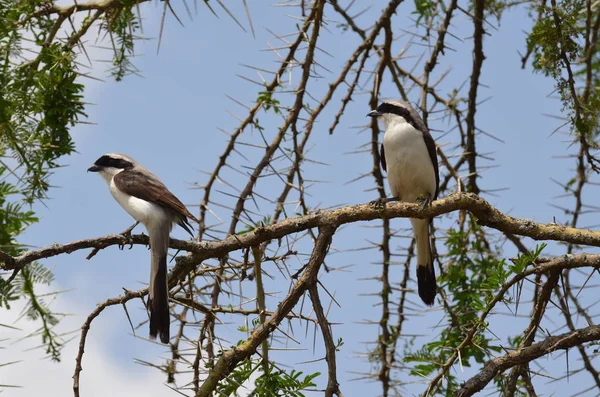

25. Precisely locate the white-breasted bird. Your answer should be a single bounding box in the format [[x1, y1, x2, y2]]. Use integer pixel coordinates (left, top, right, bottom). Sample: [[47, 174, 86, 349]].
[[368, 100, 439, 305], [88, 153, 198, 343]]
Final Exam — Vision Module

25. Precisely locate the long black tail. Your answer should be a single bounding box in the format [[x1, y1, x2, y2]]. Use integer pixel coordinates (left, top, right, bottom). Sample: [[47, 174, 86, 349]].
[[416, 261, 437, 305], [410, 218, 437, 305], [149, 228, 170, 344]]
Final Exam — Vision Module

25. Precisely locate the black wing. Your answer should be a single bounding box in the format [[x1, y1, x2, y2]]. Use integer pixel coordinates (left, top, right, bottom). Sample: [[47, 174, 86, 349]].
[[406, 105, 429, 136], [421, 130, 440, 199], [380, 143, 386, 172], [113, 169, 199, 236]]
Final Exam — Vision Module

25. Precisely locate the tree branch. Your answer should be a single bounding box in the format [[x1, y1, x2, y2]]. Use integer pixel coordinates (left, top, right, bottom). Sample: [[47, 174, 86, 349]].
[[6, 193, 600, 278], [465, 0, 486, 194], [456, 324, 600, 397], [309, 283, 342, 397]]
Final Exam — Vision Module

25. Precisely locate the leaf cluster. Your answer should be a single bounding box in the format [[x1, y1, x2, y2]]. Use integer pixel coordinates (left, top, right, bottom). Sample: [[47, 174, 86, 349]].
[[0, 0, 86, 362], [216, 356, 320, 397], [404, 219, 546, 394], [527, 0, 600, 137]]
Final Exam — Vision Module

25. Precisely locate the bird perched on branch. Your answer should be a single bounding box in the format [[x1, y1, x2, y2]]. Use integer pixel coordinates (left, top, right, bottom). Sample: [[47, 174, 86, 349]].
[[88, 153, 199, 343], [367, 100, 440, 306]]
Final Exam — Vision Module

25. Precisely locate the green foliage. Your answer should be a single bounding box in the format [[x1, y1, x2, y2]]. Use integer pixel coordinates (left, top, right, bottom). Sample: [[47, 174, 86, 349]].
[[254, 368, 320, 397], [528, 0, 582, 77], [0, 0, 145, 365], [403, 221, 548, 394], [0, 276, 18, 309], [16, 263, 63, 361], [216, 357, 256, 395], [404, 219, 510, 394], [527, 0, 600, 138], [412, 0, 436, 25], [335, 337, 344, 351], [0, 0, 89, 362], [1, 262, 64, 361], [510, 243, 546, 275], [105, 5, 140, 81], [0, 0, 84, 235], [1, 43, 83, 202], [257, 91, 281, 114], [216, 358, 320, 396], [0, 179, 38, 248]]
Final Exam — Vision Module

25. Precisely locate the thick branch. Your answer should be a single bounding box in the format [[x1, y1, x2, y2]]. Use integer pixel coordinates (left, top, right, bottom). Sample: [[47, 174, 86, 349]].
[[28, 0, 136, 18], [456, 324, 600, 397], [5, 193, 600, 278]]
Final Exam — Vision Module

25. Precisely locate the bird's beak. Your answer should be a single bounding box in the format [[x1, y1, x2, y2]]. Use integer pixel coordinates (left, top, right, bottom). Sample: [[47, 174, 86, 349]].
[[87, 165, 101, 172], [367, 110, 382, 117]]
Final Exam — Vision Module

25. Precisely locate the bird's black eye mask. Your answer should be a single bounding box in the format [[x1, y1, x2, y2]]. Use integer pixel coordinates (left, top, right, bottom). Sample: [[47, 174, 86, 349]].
[[94, 155, 134, 170], [376, 103, 422, 132], [376, 102, 409, 119]]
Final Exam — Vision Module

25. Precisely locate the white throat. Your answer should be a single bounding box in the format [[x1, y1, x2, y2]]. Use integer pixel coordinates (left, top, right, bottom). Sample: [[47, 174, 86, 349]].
[[380, 113, 410, 131], [98, 167, 124, 185]]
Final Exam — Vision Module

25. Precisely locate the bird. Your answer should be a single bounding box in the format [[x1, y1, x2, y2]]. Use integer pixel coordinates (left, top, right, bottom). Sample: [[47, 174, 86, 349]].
[[88, 153, 199, 343], [367, 100, 440, 306]]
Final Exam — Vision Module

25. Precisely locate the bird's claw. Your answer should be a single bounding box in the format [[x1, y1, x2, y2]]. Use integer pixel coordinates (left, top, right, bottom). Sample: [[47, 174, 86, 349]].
[[370, 197, 400, 209], [417, 195, 432, 209], [369, 197, 387, 209], [118, 235, 134, 251]]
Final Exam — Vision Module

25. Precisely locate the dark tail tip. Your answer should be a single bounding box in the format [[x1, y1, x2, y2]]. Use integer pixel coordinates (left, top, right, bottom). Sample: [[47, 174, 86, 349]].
[[148, 259, 170, 343], [417, 263, 437, 306], [149, 251, 170, 344], [149, 300, 170, 343]]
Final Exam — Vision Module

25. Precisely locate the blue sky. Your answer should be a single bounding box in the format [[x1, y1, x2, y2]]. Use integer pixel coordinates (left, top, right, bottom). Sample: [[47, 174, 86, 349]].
[[3, 1, 599, 396]]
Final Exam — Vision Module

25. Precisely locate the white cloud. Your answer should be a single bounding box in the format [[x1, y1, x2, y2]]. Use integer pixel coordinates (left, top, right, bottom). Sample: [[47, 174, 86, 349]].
[[1, 287, 175, 397]]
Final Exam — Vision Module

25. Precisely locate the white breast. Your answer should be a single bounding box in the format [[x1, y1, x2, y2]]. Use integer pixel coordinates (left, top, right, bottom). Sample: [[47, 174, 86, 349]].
[[383, 122, 436, 202], [108, 177, 173, 231]]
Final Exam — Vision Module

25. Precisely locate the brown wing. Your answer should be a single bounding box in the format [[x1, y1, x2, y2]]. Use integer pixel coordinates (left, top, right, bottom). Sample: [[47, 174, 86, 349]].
[[114, 169, 199, 226]]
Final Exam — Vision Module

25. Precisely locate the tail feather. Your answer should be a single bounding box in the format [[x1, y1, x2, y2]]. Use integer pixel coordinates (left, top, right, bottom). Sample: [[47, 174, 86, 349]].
[[410, 218, 437, 305], [177, 216, 195, 238], [149, 227, 170, 344]]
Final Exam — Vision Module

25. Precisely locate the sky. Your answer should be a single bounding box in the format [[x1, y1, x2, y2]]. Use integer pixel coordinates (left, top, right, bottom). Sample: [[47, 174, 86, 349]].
[[2, 1, 599, 396]]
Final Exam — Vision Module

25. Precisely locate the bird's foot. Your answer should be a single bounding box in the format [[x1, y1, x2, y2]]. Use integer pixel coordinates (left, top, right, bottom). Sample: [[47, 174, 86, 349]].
[[369, 197, 400, 209], [118, 221, 139, 250], [118, 236, 134, 251], [369, 197, 386, 209], [416, 194, 432, 209]]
